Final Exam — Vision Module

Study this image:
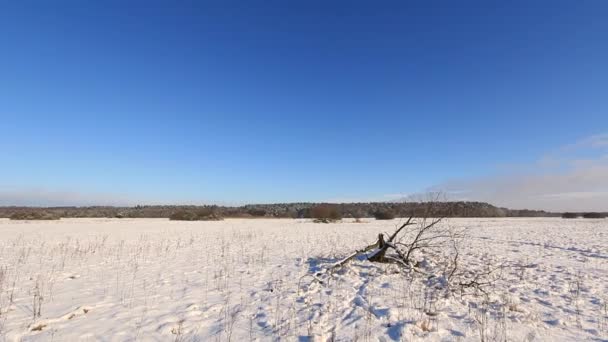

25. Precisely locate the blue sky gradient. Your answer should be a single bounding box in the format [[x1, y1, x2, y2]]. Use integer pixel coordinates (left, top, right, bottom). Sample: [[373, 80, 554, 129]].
[[1, 1, 607, 208]]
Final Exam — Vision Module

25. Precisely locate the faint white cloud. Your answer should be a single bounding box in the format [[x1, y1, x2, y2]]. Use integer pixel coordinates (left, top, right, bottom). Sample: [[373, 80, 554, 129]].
[[0, 187, 239, 207], [325, 192, 449, 204], [323, 193, 411, 203], [563, 133, 608, 150], [0, 187, 137, 207], [382, 193, 410, 200], [324, 196, 382, 203], [433, 133, 608, 212]]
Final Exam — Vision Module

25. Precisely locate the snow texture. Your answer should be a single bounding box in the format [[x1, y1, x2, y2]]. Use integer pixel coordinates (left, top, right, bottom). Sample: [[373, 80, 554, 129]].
[[0, 218, 606, 341]]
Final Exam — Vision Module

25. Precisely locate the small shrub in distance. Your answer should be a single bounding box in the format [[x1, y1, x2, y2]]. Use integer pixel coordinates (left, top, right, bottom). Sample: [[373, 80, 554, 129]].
[[374, 209, 395, 220], [351, 209, 365, 219], [169, 210, 197, 221], [582, 212, 606, 219], [561, 212, 579, 219], [311, 204, 342, 223], [248, 209, 267, 217], [10, 211, 61, 220], [169, 208, 223, 221]]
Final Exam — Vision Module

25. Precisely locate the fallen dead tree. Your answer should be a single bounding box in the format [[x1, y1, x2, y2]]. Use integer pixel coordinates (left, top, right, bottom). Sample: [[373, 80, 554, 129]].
[[301, 202, 502, 297]]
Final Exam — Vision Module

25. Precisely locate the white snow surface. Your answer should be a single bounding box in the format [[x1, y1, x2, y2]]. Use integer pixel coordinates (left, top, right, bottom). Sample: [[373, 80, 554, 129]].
[[0, 217, 606, 341]]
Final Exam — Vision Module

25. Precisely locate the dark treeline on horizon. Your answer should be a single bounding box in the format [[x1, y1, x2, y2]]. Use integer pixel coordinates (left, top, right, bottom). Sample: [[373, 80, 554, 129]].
[[0, 201, 572, 219]]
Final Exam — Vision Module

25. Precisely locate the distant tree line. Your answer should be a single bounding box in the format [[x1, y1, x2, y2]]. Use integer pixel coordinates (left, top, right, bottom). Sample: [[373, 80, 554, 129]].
[[562, 212, 607, 219], [8, 210, 61, 220], [0, 201, 570, 220], [169, 207, 222, 221]]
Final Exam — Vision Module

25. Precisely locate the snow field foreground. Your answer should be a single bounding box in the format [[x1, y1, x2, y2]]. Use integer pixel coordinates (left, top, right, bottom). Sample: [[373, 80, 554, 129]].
[[0, 218, 606, 341]]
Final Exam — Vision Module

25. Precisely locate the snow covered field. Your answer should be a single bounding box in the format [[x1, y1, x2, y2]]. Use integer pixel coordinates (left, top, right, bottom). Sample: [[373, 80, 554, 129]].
[[0, 218, 606, 341]]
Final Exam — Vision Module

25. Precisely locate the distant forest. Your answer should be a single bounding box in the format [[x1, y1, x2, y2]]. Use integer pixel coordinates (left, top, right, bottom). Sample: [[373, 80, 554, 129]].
[[0, 201, 565, 219]]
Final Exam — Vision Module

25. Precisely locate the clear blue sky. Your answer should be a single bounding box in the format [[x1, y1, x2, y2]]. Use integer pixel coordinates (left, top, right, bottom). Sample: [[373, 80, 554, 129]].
[[1, 1, 607, 206]]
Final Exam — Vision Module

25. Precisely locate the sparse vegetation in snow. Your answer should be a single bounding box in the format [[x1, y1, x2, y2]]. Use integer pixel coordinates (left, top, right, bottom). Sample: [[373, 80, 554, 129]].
[[0, 217, 606, 340]]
